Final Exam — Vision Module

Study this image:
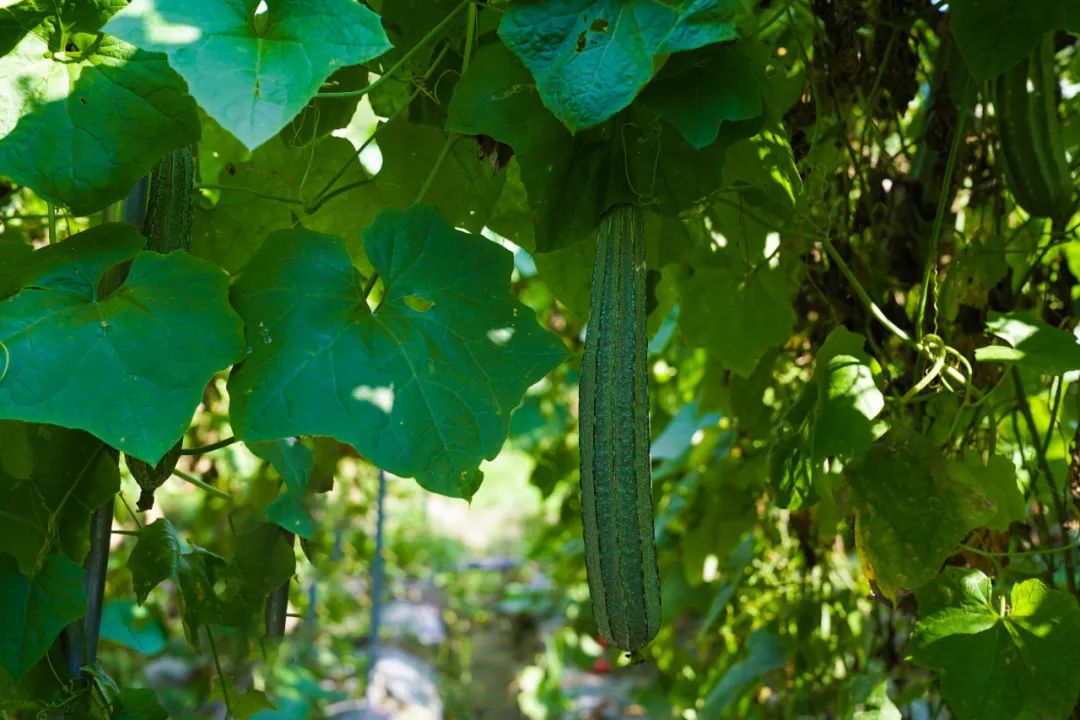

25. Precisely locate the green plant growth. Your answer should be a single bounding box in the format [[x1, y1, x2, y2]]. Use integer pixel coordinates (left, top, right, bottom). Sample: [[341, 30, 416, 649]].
[[1, 0, 1080, 718]]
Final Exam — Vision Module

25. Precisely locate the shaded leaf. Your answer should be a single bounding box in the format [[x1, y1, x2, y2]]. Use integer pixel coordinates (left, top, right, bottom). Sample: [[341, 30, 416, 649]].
[[0, 553, 86, 681], [700, 629, 785, 719], [128, 519, 226, 643], [949, 0, 1068, 81], [114, 687, 169, 720], [192, 135, 370, 273], [99, 599, 167, 656], [228, 520, 294, 624], [679, 261, 795, 377], [499, 0, 737, 131], [975, 311, 1080, 375], [0, 424, 118, 575], [849, 434, 1007, 599], [910, 568, 1080, 719], [638, 41, 763, 149], [250, 439, 316, 539], [228, 206, 567, 498]]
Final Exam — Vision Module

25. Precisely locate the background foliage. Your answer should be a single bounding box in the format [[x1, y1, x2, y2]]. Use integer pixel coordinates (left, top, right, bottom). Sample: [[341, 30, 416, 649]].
[[2, 0, 1080, 718]]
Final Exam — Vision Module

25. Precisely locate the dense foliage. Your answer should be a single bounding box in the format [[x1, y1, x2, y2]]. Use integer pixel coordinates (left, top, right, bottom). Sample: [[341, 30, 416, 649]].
[[2, 0, 1080, 717]]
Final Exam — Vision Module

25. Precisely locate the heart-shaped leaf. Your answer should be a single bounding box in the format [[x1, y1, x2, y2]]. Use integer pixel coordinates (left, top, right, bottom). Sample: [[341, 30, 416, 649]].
[[228, 205, 568, 498], [104, 0, 392, 150], [0, 224, 244, 464]]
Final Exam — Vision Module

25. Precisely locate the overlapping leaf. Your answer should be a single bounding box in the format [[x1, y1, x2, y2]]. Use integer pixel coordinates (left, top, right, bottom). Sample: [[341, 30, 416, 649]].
[[0, 553, 87, 680], [849, 435, 1023, 599], [975, 311, 1080, 374], [104, 0, 392, 150], [949, 0, 1071, 81], [250, 439, 316, 539], [128, 519, 227, 643], [228, 205, 568, 498], [910, 568, 1080, 719], [679, 261, 795, 377], [0, 423, 118, 575], [447, 43, 755, 251], [638, 41, 762, 149], [768, 328, 882, 508], [0, 224, 244, 464], [499, 0, 737, 131], [0, 34, 199, 214]]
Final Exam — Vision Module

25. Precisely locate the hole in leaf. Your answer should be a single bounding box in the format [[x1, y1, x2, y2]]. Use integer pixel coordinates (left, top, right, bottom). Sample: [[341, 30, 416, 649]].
[[79, 97, 87, 105], [403, 295, 435, 313], [590, 19, 609, 33], [576, 31, 587, 52]]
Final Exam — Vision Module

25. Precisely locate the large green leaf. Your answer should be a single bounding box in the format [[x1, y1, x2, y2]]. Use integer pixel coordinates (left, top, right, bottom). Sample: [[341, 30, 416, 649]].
[[849, 435, 1015, 599], [0, 34, 199, 214], [910, 568, 1080, 719], [948, 0, 1070, 81], [974, 311, 1080, 375], [228, 206, 568, 498], [499, 0, 737, 131], [0, 423, 118, 575], [103, 0, 392, 150], [0, 224, 244, 464], [0, 553, 87, 681]]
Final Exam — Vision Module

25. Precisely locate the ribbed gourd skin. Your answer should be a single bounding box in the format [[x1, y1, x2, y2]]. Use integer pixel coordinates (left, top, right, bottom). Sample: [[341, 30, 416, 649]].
[[579, 203, 661, 653], [994, 35, 1072, 222], [143, 146, 194, 253]]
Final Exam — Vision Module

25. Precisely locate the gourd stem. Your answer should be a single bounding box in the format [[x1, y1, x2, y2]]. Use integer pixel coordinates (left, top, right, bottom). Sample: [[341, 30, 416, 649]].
[[916, 79, 971, 341], [180, 435, 238, 455], [172, 468, 231, 500]]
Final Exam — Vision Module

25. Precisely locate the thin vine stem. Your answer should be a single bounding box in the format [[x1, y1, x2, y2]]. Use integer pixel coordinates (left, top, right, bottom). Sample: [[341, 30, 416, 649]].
[[172, 469, 231, 500], [308, 42, 454, 213], [960, 541, 1077, 559], [362, 10, 473, 299], [818, 234, 979, 398], [180, 436, 238, 456], [915, 79, 972, 341], [196, 184, 303, 206], [117, 491, 145, 530], [316, 0, 470, 99], [1012, 369, 1076, 591], [47, 202, 57, 243], [206, 627, 234, 719]]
